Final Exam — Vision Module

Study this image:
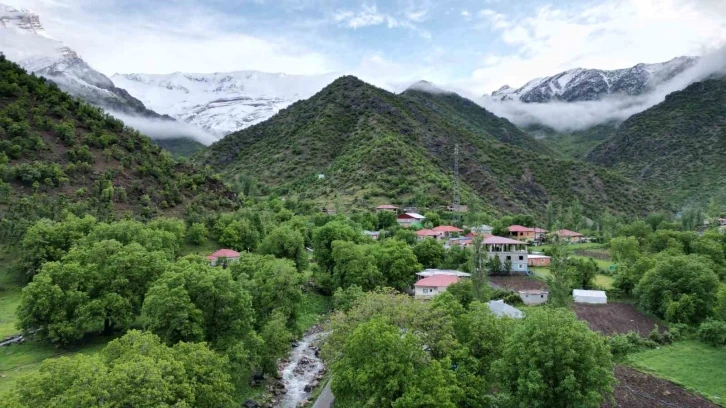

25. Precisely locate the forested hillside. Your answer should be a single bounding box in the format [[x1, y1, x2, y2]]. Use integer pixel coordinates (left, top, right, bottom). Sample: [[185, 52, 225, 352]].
[[0, 56, 237, 241], [200, 76, 663, 217], [588, 79, 726, 205]]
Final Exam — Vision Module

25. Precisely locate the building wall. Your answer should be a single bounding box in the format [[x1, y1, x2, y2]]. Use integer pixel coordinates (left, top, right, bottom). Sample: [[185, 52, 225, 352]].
[[397, 219, 423, 228], [528, 258, 551, 267], [414, 285, 447, 299], [489, 252, 529, 273], [520, 292, 548, 305]]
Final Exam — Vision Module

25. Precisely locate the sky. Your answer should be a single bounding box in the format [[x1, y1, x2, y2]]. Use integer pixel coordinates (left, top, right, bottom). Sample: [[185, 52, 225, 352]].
[[7, 0, 726, 94]]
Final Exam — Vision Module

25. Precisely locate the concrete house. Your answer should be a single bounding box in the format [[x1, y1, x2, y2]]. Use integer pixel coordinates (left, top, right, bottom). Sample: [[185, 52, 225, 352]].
[[375, 204, 399, 213], [483, 235, 529, 273], [518, 289, 549, 305], [432, 225, 464, 239], [397, 212, 425, 228], [414, 275, 460, 300], [207, 249, 241, 266], [528, 254, 551, 267], [556, 229, 585, 243]]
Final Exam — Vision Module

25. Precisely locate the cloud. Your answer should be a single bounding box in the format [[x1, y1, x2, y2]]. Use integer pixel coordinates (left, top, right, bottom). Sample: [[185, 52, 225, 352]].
[[475, 47, 726, 132], [109, 111, 219, 145], [331, 2, 431, 38]]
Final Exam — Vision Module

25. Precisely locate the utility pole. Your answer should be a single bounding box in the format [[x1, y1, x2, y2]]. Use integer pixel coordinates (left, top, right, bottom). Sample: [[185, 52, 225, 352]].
[[453, 144, 461, 226]]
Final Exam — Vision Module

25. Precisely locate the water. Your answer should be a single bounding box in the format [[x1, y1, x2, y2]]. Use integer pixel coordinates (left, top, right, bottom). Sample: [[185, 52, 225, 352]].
[[279, 331, 327, 408]]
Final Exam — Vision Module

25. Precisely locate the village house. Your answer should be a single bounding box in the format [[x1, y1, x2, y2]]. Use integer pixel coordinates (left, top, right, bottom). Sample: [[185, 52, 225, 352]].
[[363, 230, 380, 240], [397, 212, 426, 228], [375, 204, 399, 213], [518, 289, 549, 305], [528, 254, 551, 267], [414, 275, 460, 300], [432, 225, 464, 239], [507, 225, 547, 242], [556, 229, 585, 243], [207, 249, 240, 266], [483, 235, 530, 273], [416, 229, 441, 240]]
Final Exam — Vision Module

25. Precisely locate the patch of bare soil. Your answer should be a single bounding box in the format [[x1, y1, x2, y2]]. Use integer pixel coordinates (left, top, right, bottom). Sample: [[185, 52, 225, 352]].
[[573, 303, 664, 337], [604, 366, 719, 408], [488, 276, 548, 292]]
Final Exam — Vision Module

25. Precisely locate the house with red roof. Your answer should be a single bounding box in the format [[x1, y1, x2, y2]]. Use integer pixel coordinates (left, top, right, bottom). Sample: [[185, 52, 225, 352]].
[[432, 225, 464, 239], [416, 229, 442, 240], [414, 275, 460, 299], [396, 212, 426, 228], [507, 225, 547, 242], [206, 249, 241, 266], [375, 204, 399, 213], [555, 229, 585, 243]]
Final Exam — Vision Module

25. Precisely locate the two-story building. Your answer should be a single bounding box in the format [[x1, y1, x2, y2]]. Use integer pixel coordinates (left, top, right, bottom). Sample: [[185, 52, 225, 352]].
[[555, 229, 585, 243], [396, 212, 425, 228], [483, 235, 529, 273]]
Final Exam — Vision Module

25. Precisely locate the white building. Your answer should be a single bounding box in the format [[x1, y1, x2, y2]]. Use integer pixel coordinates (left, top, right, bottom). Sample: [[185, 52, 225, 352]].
[[483, 236, 529, 273], [487, 300, 524, 318], [573, 289, 607, 304], [518, 289, 549, 305], [413, 275, 460, 300], [416, 269, 471, 280]]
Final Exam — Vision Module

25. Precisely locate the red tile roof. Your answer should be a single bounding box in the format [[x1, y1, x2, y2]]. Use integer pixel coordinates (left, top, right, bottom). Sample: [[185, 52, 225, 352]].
[[432, 225, 464, 233], [376, 204, 399, 210], [206, 249, 241, 260], [414, 275, 460, 287], [508, 225, 547, 233], [557, 229, 584, 237], [416, 229, 440, 237], [398, 212, 426, 220]]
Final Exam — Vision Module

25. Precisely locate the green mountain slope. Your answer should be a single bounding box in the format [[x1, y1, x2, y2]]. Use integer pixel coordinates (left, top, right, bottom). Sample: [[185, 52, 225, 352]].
[[199, 76, 663, 217], [588, 79, 726, 205], [0, 56, 236, 226], [528, 124, 618, 160], [153, 137, 205, 158]]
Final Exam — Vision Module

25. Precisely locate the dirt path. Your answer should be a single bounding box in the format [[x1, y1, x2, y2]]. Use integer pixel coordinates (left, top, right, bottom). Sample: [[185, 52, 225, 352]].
[[573, 303, 664, 337]]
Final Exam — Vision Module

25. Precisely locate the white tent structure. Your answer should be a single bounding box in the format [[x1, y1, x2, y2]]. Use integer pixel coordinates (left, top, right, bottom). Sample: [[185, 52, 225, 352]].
[[486, 300, 524, 319], [573, 289, 607, 304]]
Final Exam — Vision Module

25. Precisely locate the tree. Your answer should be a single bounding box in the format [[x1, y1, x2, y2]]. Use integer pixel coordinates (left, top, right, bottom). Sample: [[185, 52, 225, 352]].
[[332, 285, 365, 312], [610, 236, 640, 266], [261, 225, 308, 271], [414, 238, 445, 269], [17, 240, 169, 344], [635, 255, 720, 324], [258, 311, 294, 375], [446, 279, 476, 308], [545, 234, 572, 308], [393, 228, 417, 245], [247, 257, 303, 329], [715, 285, 726, 320], [331, 241, 384, 291], [424, 211, 442, 227], [486, 254, 503, 275], [376, 239, 422, 291], [312, 221, 359, 272], [469, 235, 488, 299], [377, 210, 397, 229], [495, 308, 615, 408], [613, 256, 655, 296], [569, 257, 599, 290], [219, 219, 259, 252], [331, 318, 459, 408], [187, 222, 208, 245], [4, 330, 234, 408]]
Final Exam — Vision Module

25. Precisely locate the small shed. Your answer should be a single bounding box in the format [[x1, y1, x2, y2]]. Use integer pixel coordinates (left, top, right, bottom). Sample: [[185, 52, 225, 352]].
[[518, 289, 548, 305], [573, 289, 607, 304], [486, 300, 524, 319], [528, 254, 551, 267]]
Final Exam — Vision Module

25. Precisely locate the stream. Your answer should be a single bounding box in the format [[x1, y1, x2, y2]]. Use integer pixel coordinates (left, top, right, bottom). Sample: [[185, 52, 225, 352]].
[[278, 329, 328, 408]]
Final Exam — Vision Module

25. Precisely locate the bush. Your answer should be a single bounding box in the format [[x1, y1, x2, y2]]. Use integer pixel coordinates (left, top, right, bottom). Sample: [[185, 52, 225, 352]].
[[698, 319, 726, 347], [607, 330, 658, 359], [490, 288, 523, 305], [667, 323, 693, 341]]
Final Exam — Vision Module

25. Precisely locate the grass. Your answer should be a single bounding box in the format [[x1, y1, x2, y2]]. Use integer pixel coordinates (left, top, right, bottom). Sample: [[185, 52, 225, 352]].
[[628, 341, 726, 404], [531, 266, 614, 290], [297, 290, 332, 334], [180, 239, 221, 257], [0, 336, 113, 395], [0, 249, 23, 339]]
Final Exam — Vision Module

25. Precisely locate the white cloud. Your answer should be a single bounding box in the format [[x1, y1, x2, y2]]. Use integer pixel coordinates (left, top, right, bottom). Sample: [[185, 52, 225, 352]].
[[461, 10, 470, 17], [468, 0, 726, 94]]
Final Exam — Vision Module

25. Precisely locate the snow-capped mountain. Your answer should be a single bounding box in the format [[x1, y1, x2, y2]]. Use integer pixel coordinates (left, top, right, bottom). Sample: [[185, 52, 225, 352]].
[[491, 56, 698, 103], [0, 4, 165, 119], [111, 71, 340, 135]]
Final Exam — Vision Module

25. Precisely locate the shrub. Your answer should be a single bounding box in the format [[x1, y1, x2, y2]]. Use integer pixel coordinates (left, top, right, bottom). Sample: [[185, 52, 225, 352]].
[[698, 319, 726, 347]]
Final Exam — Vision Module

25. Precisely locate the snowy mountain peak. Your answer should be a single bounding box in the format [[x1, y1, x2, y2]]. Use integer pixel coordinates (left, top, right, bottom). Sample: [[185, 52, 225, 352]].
[[111, 71, 340, 135], [0, 5, 50, 38], [491, 56, 699, 103]]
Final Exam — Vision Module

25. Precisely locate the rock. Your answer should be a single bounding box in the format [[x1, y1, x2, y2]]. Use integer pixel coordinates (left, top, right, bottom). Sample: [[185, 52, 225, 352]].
[[243, 399, 260, 408], [304, 384, 313, 392]]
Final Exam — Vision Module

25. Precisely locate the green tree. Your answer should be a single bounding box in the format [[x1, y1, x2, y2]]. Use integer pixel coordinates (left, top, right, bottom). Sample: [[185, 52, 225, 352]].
[[635, 255, 720, 324], [613, 256, 655, 296], [312, 221, 359, 272], [246, 257, 303, 329], [4, 330, 234, 408], [495, 308, 615, 408], [187, 222, 209, 245], [331, 240, 384, 291], [569, 257, 599, 290], [261, 225, 308, 271], [610, 236, 640, 266], [545, 234, 572, 307], [258, 310, 294, 375], [219, 218, 259, 252], [424, 211, 442, 227], [376, 239, 422, 291], [17, 240, 168, 344], [332, 318, 459, 408], [332, 285, 365, 312], [413, 238, 445, 269], [393, 228, 418, 245], [377, 210, 398, 230]]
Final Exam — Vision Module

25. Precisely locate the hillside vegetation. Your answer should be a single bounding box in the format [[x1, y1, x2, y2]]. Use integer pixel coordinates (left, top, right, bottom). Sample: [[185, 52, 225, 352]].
[[588, 79, 726, 205], [529, 124, 619, 160], [0, 56, 237, 241], [200, 76, 663, 217]]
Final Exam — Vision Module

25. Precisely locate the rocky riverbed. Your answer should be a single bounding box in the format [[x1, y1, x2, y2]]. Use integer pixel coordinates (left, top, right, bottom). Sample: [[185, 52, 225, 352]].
[[278, 325, 328, 408]]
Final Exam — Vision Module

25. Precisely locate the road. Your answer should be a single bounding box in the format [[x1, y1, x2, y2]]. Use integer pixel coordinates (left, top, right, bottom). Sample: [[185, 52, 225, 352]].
[[312, 380, 334, 408]]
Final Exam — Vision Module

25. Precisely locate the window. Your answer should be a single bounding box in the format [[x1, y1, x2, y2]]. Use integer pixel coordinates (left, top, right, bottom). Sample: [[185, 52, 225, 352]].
[[519, 256, 524, 261], [518, 264, 523, 269], [506, 256, 511, 261], [541, 295, 544, 298], [423, 288, 435, 294]]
